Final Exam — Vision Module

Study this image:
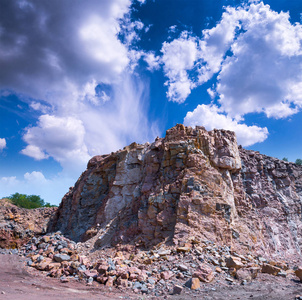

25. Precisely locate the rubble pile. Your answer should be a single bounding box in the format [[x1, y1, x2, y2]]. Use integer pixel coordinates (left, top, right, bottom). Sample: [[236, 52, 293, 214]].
[[0, 199, 56, 249], [20, 232, 301, 296]]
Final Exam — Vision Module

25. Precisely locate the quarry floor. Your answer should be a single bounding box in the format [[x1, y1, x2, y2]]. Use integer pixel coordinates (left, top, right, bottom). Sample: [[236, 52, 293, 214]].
[[1, 253, 302, 300]]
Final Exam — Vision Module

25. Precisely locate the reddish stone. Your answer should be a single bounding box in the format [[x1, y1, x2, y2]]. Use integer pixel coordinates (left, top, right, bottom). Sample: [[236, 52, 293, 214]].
[[160, 271, 174, 280], [193, 264, 214, 283]]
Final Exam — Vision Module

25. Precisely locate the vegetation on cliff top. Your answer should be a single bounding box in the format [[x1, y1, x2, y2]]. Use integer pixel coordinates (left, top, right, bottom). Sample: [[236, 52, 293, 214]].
[[6, 193, 56, 209]]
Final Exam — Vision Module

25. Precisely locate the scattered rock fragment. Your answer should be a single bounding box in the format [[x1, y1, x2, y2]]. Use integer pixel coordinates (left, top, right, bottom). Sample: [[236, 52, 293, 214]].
[[172, 285, 183, 295], [261, 263, 281, 276], [193, 264, 214, 283]]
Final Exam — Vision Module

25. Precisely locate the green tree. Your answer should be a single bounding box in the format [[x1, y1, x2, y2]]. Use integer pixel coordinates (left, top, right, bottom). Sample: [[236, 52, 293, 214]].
[[6, 193, 56, 209], [282, 157, 288, 162], [295, 159, 302, 166]]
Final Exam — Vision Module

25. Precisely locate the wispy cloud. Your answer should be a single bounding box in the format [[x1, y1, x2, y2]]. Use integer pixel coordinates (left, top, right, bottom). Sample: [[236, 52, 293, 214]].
[[0, 138, 6, 151]]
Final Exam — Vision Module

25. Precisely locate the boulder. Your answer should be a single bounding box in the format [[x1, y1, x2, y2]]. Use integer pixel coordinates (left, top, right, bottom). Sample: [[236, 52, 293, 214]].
[[295, 267, 302, 281], [193, 264, 214, 283], [262, 263, 281, 276], [225, 256, 244, 269]]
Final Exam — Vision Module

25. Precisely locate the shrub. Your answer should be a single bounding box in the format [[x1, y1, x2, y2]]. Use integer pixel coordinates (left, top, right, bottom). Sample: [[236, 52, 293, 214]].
[[295, 159, 302, 166], [282, 157, 288, 162], [7, 193, 56, 209]]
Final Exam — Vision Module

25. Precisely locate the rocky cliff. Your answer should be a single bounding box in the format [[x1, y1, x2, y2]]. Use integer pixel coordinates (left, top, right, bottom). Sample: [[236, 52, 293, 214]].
[[49, 124, 302, 260]]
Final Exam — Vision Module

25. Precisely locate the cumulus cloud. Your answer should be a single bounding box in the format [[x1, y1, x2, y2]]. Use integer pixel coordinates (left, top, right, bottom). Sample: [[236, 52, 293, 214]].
[[21, 114, 90, 173], [161, 32, 198, 103], [0, 138, 6, 150], [184, 104, 268, 146], [144, 52, 161, 71], [162, 2, 302, 120], [215, 3, 302, 119], [21, 145, 49, 160], [24, 171, 48, 183]]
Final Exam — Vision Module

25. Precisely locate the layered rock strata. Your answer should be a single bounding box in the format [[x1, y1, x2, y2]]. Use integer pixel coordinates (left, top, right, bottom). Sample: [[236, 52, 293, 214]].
[[49, 124, 302, 259]]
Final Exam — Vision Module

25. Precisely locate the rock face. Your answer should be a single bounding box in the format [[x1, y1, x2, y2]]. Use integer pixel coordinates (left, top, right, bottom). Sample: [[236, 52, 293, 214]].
[[0, 199, 57, 248], [49, 124, 302, 259]]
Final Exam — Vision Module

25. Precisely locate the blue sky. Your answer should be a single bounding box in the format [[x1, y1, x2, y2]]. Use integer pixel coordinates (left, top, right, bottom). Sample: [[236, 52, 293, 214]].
[[1, 0, 302, 205]]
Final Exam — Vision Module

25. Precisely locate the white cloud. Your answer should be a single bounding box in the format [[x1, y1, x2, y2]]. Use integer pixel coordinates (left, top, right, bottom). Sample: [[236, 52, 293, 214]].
[[20, 73, 159, 175], [215, 3, 302, 119], [144, 52, 161, 71], [24, 171, 48, 183], [160, 2, 302, 121], [0, 138, 6, 150], [184, 104, 268, 146], [21, 115, 90, 174], [0, 1, 159, 177], [30, 101, 51, 114], [161, 32, 198, 103], [21, 145, 49, 160]]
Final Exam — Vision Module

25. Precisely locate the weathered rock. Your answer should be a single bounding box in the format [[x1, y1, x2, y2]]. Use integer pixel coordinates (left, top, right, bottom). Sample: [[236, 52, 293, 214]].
[[185, 277, 200, 290], [172, 285, 183, 295], [225, 256, 244, 269], [105, 276, 115, 287], [53, 254, 71, 263], [235, 268, 258, 282], [178, 264, 189, 272], [193, 264, 214, 283], [261, 263, 281, 276], [160, 270, 174, 280], [295, 267, 302, 281]]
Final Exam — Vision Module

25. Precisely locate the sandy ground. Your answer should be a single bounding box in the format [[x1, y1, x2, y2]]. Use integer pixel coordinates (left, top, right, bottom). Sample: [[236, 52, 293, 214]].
[[1, 253, 302, 300]]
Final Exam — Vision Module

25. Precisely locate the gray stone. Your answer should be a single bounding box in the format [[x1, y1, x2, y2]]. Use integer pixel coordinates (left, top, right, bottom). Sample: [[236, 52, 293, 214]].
[[173, 285, 183, 295], [132, 282, 143, 290], [87, 277, 93, 283], [141, 284, 148, 294], [53, 254, 71, 262], [27, 259, 33, 266], [147, 278, 156, 285], [37, 255, 44, 263], [178, 264, 189, 272]]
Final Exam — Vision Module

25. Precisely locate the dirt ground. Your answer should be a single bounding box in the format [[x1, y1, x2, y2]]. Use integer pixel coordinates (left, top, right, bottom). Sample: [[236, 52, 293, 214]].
[[0, 254, 133, 300], [1, 254, 302, 300]]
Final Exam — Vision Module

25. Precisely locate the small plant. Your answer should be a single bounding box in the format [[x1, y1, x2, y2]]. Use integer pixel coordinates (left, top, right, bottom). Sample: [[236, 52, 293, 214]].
[[295, 159, 302, 166], [282, 157, 288, 162], [6, 193, 56, 209]]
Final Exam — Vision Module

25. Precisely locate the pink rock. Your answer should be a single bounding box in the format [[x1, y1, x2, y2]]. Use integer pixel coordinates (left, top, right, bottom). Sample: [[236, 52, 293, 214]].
[[160, 271, 174, 280], [193, 264, 214, 283]]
